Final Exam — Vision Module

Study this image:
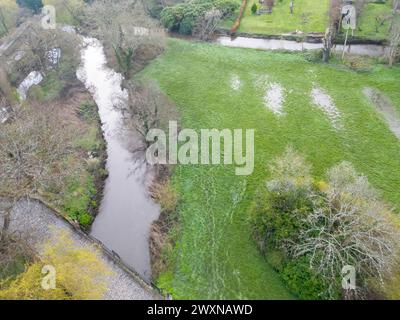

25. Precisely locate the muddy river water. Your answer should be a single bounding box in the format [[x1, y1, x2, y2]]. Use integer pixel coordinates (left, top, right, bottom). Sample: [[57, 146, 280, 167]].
[[77, 37, 160, 280]]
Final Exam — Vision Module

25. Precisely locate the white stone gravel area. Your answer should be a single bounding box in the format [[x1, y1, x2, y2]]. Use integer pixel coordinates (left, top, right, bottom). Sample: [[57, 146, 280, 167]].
[[8, 198, 161, 300]]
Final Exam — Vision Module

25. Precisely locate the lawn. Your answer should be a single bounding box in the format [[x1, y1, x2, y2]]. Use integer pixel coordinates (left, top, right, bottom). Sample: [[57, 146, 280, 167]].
[[356, 1, 393, 41], [221, 0, 330, 34], [138, 39, 400, 299]]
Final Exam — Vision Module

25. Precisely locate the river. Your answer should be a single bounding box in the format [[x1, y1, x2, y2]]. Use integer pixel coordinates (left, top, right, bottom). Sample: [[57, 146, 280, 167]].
[[77, 37, 160, 280]]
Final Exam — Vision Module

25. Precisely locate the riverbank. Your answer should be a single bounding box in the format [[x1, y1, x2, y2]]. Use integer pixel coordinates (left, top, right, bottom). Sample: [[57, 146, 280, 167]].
[[216, 35, 388, 57], [216, 28, 388, 46]]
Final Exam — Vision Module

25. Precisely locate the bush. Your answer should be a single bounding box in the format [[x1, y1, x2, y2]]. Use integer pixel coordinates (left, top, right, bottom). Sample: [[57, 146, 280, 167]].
[[252, 148, 400, 299], [251, 182, 313, 249], [265, 248, 285, 272], [214, 0, 240, 14], [63, 175, 96, 226], [343, 56, 373, 72], [78, 100, 98, 123], [282, 256, 339, 300], [303, 49, 323, 63], [251, 146, 314, 249], [151, 181, 178, 214], [251, 3, 257, 15], [160, 0, 238, 34], [160, 4, 186, 32], [79, 213, 93, 227]]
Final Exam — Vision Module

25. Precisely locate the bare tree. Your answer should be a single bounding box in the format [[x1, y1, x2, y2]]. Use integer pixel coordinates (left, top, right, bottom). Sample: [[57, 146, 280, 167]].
[[321, 0, 342, 63], [330, 0, 341, 33], [85, 0, 165, 79], [193, 8, 222, 41], [288, 162, 399, 298], [117, 81, 176, 147], [266, 0, 275, 13], [0, 104, 81, 216], [322, 27, 333, 63]]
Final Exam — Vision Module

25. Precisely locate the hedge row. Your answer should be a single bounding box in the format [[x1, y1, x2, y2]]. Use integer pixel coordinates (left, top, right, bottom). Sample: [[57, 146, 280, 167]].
[[160, 0, 239, 35]]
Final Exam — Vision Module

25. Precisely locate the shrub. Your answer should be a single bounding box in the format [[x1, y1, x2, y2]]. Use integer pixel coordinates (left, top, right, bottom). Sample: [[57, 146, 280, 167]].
[[251, 3, 257, 15], [343, 56, 373, 72], [160, 0, 238, 34], [149, 180, 179, 279], [265, 248, 286, 272], [214, 0, 240, 14], [160, 4, 186, 32], [63, 175, 96, 226], [78, 100, 98, 123], [290, 162, 400, 297], [252, 148, 400, 299], [251, 182, 313, 250], [151, 181, 178, 214], [251, 147, 314, 249], [79, 213, 93, 227], [282, 256, 339, 300], [303, 50, 323, 63]]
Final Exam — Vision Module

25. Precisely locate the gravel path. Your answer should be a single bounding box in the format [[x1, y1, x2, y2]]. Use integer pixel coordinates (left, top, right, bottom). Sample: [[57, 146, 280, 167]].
[[8, 198, 161, 300]]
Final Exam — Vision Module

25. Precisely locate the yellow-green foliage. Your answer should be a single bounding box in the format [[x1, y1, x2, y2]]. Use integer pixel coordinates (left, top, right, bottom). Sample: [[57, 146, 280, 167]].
[[0, 262, 71, 299], [0, 230, 112, 300]]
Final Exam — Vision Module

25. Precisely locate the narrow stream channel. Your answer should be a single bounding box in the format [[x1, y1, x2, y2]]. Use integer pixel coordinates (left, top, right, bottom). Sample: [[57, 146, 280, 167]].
[[217, 36, 388, 57], [77, 37, 160, 280]]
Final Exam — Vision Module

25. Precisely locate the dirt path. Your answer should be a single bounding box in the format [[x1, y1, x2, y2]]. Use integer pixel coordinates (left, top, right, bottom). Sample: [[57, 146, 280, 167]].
[[363, 87, 400, 139], [8, 198, 161, 300]]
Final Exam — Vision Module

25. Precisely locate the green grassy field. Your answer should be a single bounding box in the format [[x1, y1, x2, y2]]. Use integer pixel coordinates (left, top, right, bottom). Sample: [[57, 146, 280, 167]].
[[221, 0, 393, 41], [138, 39, 400, 299], [356, 1, 393, 41], [221, 0, 330, 34]]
